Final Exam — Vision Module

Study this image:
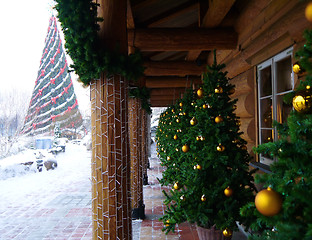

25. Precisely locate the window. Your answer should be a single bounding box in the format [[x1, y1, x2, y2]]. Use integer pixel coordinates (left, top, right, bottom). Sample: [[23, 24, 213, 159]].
[[257, 47, 294, 165]]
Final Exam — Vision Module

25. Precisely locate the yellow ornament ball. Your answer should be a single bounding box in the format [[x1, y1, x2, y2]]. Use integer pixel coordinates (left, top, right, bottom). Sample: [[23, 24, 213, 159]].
[[292, 91, 312, 113], [224, 187, 233, 197], [217, 144, 225, 152], [196, 136, 201, 141], [215, 86, 223, 94], [196, 164, 202, 170], [173, 182, 181, 190], [305, 2, 312, 22], [293, 64, 301, 74], [215, 115, 223, 123], [167, 156, 171, 161], [174, 135, 178, 140], [190, 117, 197, 126], [176, 118, 180, 123], [180, 195, 185, 201], [223, 228, 233, 238], [201, 195, 206, 202], [307, 85, 311, 90], [179, 102, 183, 107], [197, 88, 204, 98], [255, 187, 283, 216], [182, 144, 189, 153]]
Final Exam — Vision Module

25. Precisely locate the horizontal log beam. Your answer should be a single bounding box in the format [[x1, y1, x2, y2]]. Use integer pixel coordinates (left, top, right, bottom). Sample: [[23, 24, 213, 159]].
[[146, 76, 201, 88], [128, 28, 237, 51], [150, 87, 187, 96], [144, 61, 207, 76], [150, 99, 179, 107]]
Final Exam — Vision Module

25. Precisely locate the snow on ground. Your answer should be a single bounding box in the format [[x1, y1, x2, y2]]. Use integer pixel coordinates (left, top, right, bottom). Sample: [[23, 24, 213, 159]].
[[0, 139, 91, 210]]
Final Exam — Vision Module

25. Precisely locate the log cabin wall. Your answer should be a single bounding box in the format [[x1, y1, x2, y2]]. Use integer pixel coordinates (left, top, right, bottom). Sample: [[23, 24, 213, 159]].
[[209, 0, 310, 155]]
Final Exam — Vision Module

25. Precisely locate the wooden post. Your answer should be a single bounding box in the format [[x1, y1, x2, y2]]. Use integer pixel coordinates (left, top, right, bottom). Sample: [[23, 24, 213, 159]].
[[142, 109, 149, 185], [128, 97, 145, 219], [91, 0, 131, 239], [91, 75, 131, 240]]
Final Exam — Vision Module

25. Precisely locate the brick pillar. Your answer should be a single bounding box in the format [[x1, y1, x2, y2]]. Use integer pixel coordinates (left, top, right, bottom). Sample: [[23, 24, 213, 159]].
[[91, 74, 132, 239]]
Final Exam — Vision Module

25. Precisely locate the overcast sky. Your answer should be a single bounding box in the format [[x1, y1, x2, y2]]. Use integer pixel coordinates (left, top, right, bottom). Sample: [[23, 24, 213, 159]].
[[0, 0, 90, 115]]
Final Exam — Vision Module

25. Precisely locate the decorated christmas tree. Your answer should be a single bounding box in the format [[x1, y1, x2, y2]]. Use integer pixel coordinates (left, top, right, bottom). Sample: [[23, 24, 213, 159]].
[[240, 27, 312, 240], [21, 15, 83, 136], [156, 53, 256, 238]]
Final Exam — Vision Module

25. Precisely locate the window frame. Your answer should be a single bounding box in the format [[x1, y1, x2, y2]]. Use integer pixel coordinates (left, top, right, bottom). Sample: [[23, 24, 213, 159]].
[[257, 47, 294, 165]]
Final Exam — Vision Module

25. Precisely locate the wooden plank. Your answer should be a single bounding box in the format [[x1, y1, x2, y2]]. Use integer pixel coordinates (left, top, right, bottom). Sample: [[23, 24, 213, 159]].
[[128, 28, 237, 51], [150, 88, 187, 96], [150, 99, 179, 107], [145, 76, 201, 88], [144, 61, 207, 76]]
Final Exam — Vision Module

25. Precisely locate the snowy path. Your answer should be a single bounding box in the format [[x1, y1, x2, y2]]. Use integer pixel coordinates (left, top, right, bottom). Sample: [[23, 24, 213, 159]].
[[0, 143, 92, 239]]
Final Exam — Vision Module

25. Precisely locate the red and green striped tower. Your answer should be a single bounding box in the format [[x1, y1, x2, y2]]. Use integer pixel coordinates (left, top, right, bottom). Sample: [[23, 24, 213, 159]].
[[21, 15, 83, 136]]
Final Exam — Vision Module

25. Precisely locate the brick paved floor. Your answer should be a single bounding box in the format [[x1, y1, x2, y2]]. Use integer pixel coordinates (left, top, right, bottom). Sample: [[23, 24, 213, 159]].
[[0, 142, 247, 239]]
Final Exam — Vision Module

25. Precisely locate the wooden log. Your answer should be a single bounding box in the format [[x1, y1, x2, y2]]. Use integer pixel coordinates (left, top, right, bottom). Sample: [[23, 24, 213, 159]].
[[229, 68, 254, 98], [239, 117, 256, 143], [128, 28, 238, 51], [201, 0, 236, 27], [150, 99, 178, 107], [235, 93, 255, 118], [144, 61, 207, 76], [223, 54, 251, 79], [91, 74, 131, 240], [150, 88, 186, 96], [146, 76, 201, 88]]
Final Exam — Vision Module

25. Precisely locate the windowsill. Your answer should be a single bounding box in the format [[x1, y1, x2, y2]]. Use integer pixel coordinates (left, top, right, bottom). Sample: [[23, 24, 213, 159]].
[[249, 161, 272, 174]]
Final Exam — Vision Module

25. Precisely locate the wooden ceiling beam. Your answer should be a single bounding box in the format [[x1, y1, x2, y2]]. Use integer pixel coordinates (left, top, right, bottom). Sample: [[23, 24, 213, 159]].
[[150, 99, 180, 107], [144, 61, 206, 76], [150, 88, 187, 96], [143, 2, 198, 27], [186, 0, 236, 61], [128, 28, 237, 51], [146, 76, 201, 88]]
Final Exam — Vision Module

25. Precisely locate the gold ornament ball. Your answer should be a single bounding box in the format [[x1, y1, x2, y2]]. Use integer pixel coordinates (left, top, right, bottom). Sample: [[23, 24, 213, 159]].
[[175, 148, 179, 152], [215, 116, 223, 123], [180, 195, 185, 201], [292, 91, 312, 113], [305, 2, 312, 22], [182, 144, 189, 153], [183, 112, 187, 116], [174, 135, 178, 140], [224, 187, 233, 197], [255, 187, 283, 217], [179, 102, 183, 107], [215, 86, 223, 94], [197, 88, 204, 98], [293, 64, 301, 74], [167, 156, 171, 161], [190, 117, 197, 126], [200, 136, 205, 141], [223, 229, 233, 238], [307, 85, 311, 90], [217, 144, 225, 152], [196, 164, 202, 170], [201, 195, 206, 202], [203, 104, 208, 109], [172, 109, 175, 113], [173, 182, 181, 190], [176, 119, 180, 123], [165, 219, 170, 227], [196, 136, 201, 141]]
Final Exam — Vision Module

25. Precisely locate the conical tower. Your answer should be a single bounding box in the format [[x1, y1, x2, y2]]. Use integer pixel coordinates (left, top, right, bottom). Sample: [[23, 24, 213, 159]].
[[21, 15, 83, 136]]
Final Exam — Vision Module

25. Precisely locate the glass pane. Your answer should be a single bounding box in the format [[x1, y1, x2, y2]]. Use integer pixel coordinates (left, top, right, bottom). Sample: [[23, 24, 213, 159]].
[[276, 94, 292, 124], [276, 56, 292, 93], [259, 65, 272, 97], [260, 98, 273, 128], [260, 129, 274, 144]]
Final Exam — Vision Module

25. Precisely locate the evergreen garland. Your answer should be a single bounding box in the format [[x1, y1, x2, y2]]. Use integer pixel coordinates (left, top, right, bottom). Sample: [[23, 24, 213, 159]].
[[54, 0, 144, 86]]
